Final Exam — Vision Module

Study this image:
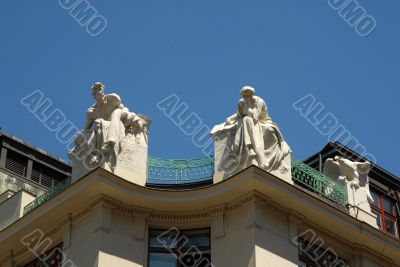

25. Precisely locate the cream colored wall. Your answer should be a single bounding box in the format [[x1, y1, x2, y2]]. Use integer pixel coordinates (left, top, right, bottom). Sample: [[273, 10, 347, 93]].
[[0, 190, 35, 231], [213, 203, 297, 267], [3, 197, 398, 267], [64, 207, 146, 267], [254, 218, 298, 266], [212, 207, 255, 267], [59, 198, 397, 267], [64, 198, 300, 267], [2, 168, 399, 267]]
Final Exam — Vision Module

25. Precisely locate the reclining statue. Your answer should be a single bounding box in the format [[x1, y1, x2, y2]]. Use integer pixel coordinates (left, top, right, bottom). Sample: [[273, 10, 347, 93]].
[[211, 86, 292, 183], [69, 82, 151, 184]]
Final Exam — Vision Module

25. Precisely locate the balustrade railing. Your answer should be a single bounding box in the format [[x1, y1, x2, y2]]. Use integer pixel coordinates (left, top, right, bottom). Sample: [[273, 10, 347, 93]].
[[23, 177, 71, 215], [23, 157, 348, 215], [147, 156, 214, 184], [291, 158, 347, 206]]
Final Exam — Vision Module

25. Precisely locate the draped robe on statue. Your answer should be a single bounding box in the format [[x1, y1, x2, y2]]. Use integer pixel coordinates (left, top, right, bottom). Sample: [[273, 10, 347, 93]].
[[86, 94, 126, 167], [69, 86, 151, 186], [72, 93, 141, 170], [211, 96, 291, 177]]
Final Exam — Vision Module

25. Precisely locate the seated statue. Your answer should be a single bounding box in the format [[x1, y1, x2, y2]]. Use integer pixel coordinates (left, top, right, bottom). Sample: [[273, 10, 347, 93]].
[[69, 82, 151, 185], [211, 86, 292, 183]]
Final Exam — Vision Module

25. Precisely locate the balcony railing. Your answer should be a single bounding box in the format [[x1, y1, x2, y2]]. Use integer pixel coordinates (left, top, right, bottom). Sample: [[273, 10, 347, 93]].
[[23, 177, 71, 215], [291, 158, 347, 206], [147, 156, 214, 184], [23, 157, 348, 215]]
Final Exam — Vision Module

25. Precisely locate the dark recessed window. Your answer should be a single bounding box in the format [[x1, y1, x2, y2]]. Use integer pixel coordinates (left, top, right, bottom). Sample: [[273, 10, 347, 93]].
[[149, 228, 211, 267], [31, 162, 65, 189], [298, 239, 349, 267], [24, 244, 63, 267]]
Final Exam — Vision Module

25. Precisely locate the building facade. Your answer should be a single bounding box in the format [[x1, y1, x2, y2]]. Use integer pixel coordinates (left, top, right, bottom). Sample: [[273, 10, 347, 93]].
[[0, 133, 399, 267]]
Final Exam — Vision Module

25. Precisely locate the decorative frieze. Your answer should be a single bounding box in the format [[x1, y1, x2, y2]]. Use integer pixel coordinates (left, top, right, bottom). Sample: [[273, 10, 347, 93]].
[[91, 201, 116, 234], [59, 214, 72, 249], [133, 216, 146, 242]]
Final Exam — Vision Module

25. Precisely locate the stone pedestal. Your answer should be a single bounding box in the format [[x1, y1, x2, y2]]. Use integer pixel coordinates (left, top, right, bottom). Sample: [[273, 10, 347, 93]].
[[346, 183, 378, 228], [105, 133, 148, 186], [70, 133, 148, 186], [212, 130, 293, 184]]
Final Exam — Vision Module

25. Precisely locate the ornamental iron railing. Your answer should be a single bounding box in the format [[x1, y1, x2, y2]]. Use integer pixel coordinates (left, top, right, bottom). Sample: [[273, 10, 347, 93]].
[[291, 158, 347, 206], [23, 156, 348, 215], [147, 156, 214, 184], [23, 177, 71, 215]]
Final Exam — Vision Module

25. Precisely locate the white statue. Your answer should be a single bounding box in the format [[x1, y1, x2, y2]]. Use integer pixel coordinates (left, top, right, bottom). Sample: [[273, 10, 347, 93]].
[[324, 156, 373, 203], [211, 86, 292, 183], [323, 156, 377, 227], [69, 82, 151, 185]]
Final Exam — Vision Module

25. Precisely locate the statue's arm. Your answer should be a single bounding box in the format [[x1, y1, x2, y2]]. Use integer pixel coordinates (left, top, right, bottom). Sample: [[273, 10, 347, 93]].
[[226, 101, 244, 124], [226, 114, 238, 124]]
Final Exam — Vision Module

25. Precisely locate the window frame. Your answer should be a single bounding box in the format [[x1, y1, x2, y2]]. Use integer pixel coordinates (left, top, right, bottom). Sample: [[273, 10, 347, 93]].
[[370, 190, 399, 237], [23, 243, 64, 267], [297, 239, 349, 267], [148, 228, 211, 267]]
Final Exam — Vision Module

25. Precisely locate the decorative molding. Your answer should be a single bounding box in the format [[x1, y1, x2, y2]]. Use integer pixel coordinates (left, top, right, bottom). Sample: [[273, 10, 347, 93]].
[[287, 211, 303, 246], [71, 195, 119, 225], [297, 221, 396, 267], [0, 191, 398, 266], [287, 218, 299, 246], [92, 202, 114, 234], [245, 198, 265, 230], [133, 216, 146, 242], [120, 205, 152, 218], [211, 214, 225, 239], [59, 214, 72, 249]]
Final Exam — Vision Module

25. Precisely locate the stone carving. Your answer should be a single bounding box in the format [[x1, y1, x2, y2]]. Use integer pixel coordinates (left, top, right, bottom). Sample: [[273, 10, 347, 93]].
[[69, 82, 151, 185], [211, 86, 292, 183], [323, 156, 377, 227]]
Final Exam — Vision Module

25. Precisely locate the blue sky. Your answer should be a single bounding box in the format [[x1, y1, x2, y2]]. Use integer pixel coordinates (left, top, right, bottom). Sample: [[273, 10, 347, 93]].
[[0, 0, 399, 176]]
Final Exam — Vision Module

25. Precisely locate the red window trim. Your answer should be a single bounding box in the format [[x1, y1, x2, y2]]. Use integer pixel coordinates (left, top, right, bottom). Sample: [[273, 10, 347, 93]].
[[370, 192, 398, 237]]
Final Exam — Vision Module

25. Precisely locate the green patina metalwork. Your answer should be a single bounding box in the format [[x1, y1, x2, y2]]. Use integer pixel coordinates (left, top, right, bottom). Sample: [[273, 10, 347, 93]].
[[147, 156, 214, 183], [22, 156, 348, 215], [291, 158, 347, 206], [23, 177, 71, 215]]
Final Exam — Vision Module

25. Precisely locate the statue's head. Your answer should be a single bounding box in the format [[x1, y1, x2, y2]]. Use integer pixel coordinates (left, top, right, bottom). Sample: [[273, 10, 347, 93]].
[[240, 86, 255, 101], [91, 82, 105, 100]]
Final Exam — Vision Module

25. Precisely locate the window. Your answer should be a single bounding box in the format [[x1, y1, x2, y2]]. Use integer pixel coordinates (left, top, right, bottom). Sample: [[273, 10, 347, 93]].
[[24, 244, 63, 267], [298, 239, 349, 267], [4, 150, 28, 177], [370, 190, 399, 237], [32, 162, 61, 189], [149, 228, 211, 267]]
